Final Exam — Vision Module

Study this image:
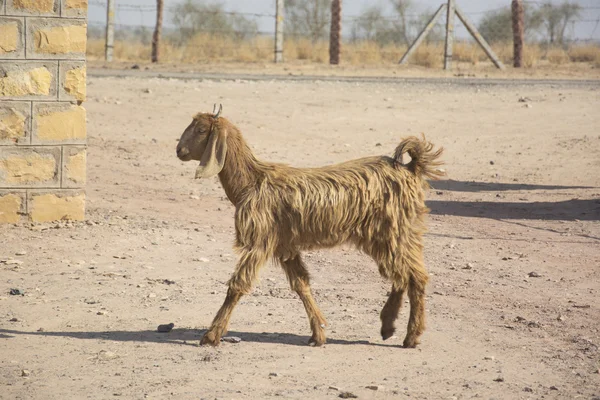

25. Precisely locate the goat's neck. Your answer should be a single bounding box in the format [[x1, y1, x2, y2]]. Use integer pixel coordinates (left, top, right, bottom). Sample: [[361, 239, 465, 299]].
[[218, 127, 263, 206]]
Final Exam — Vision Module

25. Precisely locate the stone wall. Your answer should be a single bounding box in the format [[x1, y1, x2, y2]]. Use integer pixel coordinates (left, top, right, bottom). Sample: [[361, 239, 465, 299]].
[[0, 0, 87, 223]]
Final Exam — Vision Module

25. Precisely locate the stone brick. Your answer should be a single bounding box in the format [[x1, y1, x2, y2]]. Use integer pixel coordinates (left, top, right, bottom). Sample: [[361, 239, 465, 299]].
[[32, 102, 85, 144], [0, 17, 24, 58], [6, 0, 58, 16], [61, 0, 87, 18], [0, 190, 26, 223], [27, 18, 86, 59], [0, 146, 61, 188], [0, 61, 57, 100], [28, 190, 84, 222], [0, 101, 30, 145], [62, 146, 85, 187], [59, 61, 85, 102]]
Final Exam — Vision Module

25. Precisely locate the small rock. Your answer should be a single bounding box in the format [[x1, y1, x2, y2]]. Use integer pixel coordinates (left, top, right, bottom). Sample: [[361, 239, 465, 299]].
[[375, 143, 382, 147], [143, 88, 152, 94], [523, 387, 533, 392], [157, 323, 174, 333], [21, 369, 30, 377], [557, 314, 565, 321], [96, 311, 107, 316], [15, 251, 27, 256], [221, 336, 242, 344], [525, 103, 533, 108], [339, 392, 358, 399], [493, 377, 504, 382], [484, 356, 495, 361], [328, 386, 341, 391], [4, 260, 23, 265], [98, 350, 119, 361], [189, 195, 200, 200], [9, 288, 23, 296], [528, 271, 541, 278], [10, 317, 19, 322], [463, 263, 473, 270], [199, 257, 210, 263], [269, 372, 279, 377], [489, 160, 495, 165], [365, 385, 382, 390], [131, 64, 140, 69], [161, 279, 175, 285], [549, 386, 558, 391]]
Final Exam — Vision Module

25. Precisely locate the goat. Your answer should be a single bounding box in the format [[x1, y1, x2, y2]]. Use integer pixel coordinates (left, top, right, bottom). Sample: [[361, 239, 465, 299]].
[[176, 105, 444, 347]]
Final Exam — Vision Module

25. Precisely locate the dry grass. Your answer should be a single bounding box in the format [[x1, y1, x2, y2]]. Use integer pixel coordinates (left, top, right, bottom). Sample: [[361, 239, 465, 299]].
[[86, 36, 600, 69]]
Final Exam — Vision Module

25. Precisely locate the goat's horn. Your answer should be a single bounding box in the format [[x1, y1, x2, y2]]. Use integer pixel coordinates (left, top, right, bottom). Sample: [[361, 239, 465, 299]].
[[214, 104, 223, 119], [212, 104, 217, 115]]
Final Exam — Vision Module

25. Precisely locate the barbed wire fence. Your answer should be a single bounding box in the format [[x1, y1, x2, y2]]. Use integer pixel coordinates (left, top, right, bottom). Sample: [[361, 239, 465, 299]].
[[86, 0, 600, 68]]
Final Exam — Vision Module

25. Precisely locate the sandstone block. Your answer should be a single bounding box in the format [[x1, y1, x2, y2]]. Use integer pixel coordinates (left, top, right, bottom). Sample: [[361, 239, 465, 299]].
[[59, 61, 85, 102], [33, 102, 85, 144], [0, 146, 61, 188], [27, 18, 86, 59], [0, 190, 26, 223], [0, 61, 57, 100], [61, 0, 87, 18], [28, 190, 84, 222], [0, 101, 30, 145], [6, 0, 59, 16], [0, 17, 24, 58], [61, 146, 85, 187]]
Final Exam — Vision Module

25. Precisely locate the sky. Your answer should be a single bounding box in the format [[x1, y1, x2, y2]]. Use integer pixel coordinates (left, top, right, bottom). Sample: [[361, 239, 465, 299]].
[[87, 0, 600, 41]]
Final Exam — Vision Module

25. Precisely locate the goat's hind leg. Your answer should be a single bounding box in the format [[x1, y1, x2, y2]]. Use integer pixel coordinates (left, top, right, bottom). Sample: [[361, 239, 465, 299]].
[[280, 254, 327, 346], [201, 248, 267, 346], [380, 284, 405, 340], [403, 275, 427, 348]]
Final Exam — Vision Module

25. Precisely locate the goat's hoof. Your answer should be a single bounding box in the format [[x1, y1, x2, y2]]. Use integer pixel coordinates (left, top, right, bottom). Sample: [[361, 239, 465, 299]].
[[200, 331, 220, 347], [381, 327, 395, 341], [402, 336, 420, 348], [308, 336, 326, 347]]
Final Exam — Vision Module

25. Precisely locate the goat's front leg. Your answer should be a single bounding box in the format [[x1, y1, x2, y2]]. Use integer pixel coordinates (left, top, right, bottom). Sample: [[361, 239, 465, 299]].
[[201, 249, 267, 346], [279, 254, 327, 346], [380, 285, 405, 340]]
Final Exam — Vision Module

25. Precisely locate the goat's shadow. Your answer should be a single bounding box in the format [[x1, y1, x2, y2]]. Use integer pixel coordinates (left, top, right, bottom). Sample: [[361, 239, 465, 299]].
[[430, 179, 593, 193], [0, 328, 405, 348]]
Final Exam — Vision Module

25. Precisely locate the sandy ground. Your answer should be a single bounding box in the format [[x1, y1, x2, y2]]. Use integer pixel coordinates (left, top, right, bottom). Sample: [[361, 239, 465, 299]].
[[1, 73, 600, 400]]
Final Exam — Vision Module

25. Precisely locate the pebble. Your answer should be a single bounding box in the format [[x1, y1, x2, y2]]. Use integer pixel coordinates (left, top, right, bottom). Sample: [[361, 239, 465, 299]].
[[549, 386, 559, 390], [484, 356, 495, 361], [10, 317, 19, 322], [9, 288, 23, 296], [96, 311, 107, 315], [269, 372, 279, 377], [328, 386, 341, 391], [21, 369, 30, 377], [339, 392, 358, 399], [366, 385, 382, 390], [15, 251, 27, 256], [157, 323, 174, 333], [528, 271, 541, 278], [463, 263, 473, 270], [493, 377, 504, 382], [199, 257, 210, 263], [221, 336, 242, 344], [523, 387, 533, 392], [3, 259, 23, 265]]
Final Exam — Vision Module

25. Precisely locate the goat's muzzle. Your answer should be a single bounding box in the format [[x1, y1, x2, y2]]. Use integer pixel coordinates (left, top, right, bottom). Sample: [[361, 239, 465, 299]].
[[176, 145, 191, 161]]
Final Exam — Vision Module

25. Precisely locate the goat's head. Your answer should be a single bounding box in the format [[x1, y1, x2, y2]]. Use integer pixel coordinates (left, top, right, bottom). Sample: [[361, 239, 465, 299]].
[[176, 105, 227, 179]]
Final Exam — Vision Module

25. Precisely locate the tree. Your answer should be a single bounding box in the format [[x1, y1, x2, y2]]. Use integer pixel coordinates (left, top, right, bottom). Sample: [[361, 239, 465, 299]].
[[350, 6, 394, 45], [389, 0, 413, 45], [538, 1, 581, 45], [171, 0, 258, 45], [478, 5, 542, 43], [285, 0, 330, 43]]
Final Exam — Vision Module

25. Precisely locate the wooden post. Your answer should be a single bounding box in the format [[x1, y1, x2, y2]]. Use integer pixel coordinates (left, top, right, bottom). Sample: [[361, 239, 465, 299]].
[[512, 0, 524, 68], [151, 0, 164, 63], [274, 0, 284, 63], [399, 4, 447, 65], [329, 0, 341, 65], [444, 0, 455, 70], [105, 0, 114, 62], [455, 6, 505, 69]]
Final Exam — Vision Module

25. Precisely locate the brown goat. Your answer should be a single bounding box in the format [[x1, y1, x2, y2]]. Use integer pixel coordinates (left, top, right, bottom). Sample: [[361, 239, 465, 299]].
[[176, 106, 444, 347]]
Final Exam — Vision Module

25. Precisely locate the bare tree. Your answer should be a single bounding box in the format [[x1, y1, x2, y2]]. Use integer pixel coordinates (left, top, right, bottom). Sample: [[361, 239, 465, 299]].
[[389, 0, 413, 45], [539, 1, 581, 45], [285, 0, 330, 43]]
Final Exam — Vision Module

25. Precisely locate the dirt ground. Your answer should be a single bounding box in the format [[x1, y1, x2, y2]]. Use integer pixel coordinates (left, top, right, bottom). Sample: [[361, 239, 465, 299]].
[[1, 70, 600, 399]]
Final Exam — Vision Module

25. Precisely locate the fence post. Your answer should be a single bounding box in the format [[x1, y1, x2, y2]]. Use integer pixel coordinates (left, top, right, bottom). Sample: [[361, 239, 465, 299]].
[[329, 0, 342, 65], [512, 0, 524, 68], [274, 0, 284, 63], [105, 0, 115, 61], [444, 0, 455, 70], [152, 0, 164, 63]]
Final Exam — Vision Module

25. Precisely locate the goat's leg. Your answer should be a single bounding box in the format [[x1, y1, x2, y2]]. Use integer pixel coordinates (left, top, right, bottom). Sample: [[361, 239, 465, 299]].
[[380, 285, 405, 340], [280, 254, 327, 346], [201, 249, 267, 346], [404, 276, 427, 348]]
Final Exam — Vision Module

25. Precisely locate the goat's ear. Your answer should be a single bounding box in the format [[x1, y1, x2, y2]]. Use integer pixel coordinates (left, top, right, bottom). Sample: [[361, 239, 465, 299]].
[[195, 128, 227, 179]]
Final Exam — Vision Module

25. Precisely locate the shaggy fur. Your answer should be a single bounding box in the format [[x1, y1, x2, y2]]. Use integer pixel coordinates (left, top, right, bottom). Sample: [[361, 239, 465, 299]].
[[176, 110, 444, 347]]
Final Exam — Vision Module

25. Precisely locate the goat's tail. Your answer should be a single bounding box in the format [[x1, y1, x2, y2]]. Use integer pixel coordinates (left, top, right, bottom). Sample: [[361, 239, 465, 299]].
[[393, 134, 445, 181]]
